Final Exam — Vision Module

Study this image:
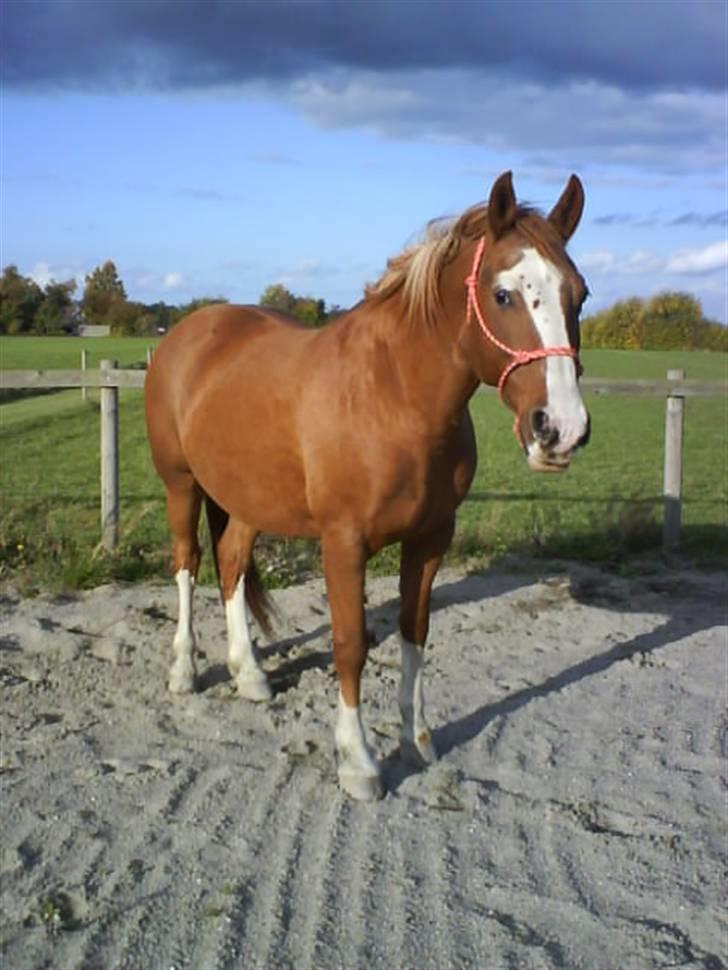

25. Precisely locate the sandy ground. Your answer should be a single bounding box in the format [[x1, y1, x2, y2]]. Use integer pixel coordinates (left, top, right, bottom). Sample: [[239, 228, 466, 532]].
[[1, 562, 726, 970]]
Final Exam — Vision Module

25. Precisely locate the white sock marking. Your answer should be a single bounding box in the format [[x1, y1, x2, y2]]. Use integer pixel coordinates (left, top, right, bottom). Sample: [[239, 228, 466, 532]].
[[399, 636, 434, 756], [169, 568, 196, 693], [225, 575, 271, 700], [335, 691, 379, 780]]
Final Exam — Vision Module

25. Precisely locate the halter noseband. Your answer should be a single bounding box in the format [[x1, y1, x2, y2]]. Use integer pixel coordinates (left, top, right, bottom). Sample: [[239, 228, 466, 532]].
[[464, 236, 582, 444]]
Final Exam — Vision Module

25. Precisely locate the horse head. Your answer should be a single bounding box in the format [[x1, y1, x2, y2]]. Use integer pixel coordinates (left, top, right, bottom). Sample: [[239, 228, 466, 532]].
[[459, 171, 590, 471]]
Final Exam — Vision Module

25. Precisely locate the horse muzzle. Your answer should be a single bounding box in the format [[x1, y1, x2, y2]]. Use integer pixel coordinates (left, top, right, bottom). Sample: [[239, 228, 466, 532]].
[[525, 409, 591, 472]]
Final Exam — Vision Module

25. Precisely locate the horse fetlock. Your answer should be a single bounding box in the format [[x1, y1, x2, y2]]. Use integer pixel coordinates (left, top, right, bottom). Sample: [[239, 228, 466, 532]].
[[338, 765, 384, 801], [336, 737, 382, 800], [169, 632, 197, 693], [400, 724, 438, 767], [334, 694, 381, 798], [168, 658, 197, 694], [234, 669, 272, 702]]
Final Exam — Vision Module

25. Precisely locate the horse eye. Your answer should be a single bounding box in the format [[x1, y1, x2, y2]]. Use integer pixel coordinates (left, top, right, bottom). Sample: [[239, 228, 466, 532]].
[[494, 289, 511, 307]]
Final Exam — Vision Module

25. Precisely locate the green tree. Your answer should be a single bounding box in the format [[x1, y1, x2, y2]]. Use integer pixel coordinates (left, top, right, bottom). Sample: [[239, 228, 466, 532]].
[[106, 299, 149, 336], [582, 297, 643, 349], [259, 284, 329, 327], [635, 291, 703, 350], [82, 260, 126, 324], [0, 265, 43, 334], [259, 283, 297, 314], [34, 279, 76, 334], [696, 320, 728, 352], [171, 296, 229, 325], [145, 301, 177, 333], [582, 291, 726, 351]]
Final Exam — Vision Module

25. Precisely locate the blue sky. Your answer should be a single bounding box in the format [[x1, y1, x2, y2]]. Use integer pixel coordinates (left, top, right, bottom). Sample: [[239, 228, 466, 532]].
[[2, 0, 726, 321]]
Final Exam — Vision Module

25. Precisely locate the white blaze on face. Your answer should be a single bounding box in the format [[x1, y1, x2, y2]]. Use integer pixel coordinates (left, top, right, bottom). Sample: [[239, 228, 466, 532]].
[[494, 248, 588, 457]]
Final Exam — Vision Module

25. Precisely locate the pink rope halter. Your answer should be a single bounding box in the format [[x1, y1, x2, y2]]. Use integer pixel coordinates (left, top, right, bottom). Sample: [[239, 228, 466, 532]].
[[464, 236, 581, 444]]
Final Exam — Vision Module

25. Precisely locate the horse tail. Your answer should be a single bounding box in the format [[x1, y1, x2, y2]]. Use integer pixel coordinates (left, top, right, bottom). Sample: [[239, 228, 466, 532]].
[[203, 493, 276, 639], [203, 493, 228, 597], [243, 557, 277, 640]]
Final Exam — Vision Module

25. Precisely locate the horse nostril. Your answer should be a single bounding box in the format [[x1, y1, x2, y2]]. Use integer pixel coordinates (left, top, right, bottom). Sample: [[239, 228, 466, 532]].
[[530, 409, 559, 447], [531, 409, 548, 436]]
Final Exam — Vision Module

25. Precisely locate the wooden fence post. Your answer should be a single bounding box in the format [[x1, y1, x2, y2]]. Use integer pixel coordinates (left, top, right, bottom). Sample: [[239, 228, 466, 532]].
[[81, 350, 88, 402], [100, 360, 119, 550], [146, 345, 153, 366], [663, 369, 685, 550]]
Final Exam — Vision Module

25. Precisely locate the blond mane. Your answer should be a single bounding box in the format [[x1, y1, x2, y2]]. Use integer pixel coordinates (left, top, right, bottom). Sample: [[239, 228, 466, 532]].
[[364, 203, 568, 327]]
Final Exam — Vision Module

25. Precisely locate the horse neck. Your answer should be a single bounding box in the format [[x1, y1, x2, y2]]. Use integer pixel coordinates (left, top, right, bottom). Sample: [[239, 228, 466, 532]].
[[358, 259, 480, 431]]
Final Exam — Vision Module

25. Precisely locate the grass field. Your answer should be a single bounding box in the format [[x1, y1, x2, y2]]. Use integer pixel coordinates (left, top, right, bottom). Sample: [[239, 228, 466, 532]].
[[2, 336, 727, 381], [1, 343, 726, 590], [0, 335, 159, 370]]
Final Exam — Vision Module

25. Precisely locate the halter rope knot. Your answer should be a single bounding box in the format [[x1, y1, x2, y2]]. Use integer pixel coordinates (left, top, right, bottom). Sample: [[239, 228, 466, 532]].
[[465, 236, 582, 444]]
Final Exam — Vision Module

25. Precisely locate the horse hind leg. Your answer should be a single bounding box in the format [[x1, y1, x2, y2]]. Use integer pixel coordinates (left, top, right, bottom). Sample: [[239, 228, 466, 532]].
[[214, 514, 272, 702], [166, 478, 203, 694]]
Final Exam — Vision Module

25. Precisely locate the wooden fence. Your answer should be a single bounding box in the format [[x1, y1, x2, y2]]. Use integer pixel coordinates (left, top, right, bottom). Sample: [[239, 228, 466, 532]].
[[1, 363, 726, 552]]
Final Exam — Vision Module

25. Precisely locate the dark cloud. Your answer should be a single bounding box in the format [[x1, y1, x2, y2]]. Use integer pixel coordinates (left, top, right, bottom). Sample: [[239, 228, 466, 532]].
[[593, 214, 635, 226], [668, 210, 728, 228], [594, 214, 660, 228], [2, 0, 725, 93], [596, 210, 728, 228]]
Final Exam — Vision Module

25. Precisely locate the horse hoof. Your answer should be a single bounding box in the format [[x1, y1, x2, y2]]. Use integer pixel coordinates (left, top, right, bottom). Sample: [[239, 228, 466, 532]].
[[400, 733, 438, 768], [168, 667, 196, 694], [236, 674, 272, 702], [338, 770, 384, 801]]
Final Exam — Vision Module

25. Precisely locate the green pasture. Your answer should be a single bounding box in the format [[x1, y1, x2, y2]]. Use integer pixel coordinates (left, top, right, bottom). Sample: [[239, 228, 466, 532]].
[[2, 336, 727, 382], [0, 346, 726, 590], [580, 348, 727, 382], [0, 335, 159, 370]]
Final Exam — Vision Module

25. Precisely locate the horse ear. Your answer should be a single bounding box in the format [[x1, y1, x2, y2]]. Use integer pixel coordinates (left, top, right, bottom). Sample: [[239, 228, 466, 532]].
[[488, 171, 518, 240], [548, 174, 585, 242]]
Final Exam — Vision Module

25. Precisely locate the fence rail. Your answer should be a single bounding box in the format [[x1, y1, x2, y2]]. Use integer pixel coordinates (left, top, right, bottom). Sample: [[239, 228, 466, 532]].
[[1, 369, 725, 397], [1, 365, 726, 553], [1, 368, 146, 389]]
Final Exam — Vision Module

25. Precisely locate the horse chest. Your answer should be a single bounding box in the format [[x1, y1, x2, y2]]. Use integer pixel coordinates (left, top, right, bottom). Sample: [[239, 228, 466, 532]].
[[364, 428, 476, 546]]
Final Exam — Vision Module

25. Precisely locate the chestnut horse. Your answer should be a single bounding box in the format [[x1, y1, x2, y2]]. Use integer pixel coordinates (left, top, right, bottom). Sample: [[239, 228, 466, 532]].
[[145, 172, 590, 800]]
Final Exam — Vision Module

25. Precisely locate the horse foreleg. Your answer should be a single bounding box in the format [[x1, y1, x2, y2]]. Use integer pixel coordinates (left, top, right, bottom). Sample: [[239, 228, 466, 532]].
[[322, 530, 382, 801], [398, 522, 454, 766], [218, 519, 272, 701]]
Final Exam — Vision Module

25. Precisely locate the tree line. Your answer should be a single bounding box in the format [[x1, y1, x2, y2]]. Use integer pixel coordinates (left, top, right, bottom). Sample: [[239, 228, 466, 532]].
[[581, 291, 727, 352], [0, 263, 342, 337], [1, 261, 725, 352]]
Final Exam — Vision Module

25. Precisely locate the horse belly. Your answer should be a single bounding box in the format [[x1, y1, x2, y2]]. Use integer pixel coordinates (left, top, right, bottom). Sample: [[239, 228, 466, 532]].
[[182, 409, 318, 537]]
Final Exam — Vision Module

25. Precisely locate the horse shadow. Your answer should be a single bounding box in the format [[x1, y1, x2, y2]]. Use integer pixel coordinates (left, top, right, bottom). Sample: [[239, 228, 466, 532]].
[[194, 561, 723, 797], [196, 571, 532, 695], [381, 565, 725, 793]]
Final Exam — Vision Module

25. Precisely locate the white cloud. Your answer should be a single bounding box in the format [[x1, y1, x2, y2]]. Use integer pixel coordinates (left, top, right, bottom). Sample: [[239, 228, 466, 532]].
[[577, 243, 728, 321], [665, 240, 728, 274], [283, 70, 725, 175], [29, 261, 82, 289], [162, 271, 186, 290], [579, 250, 617, 273], [579, 242, 728, 278], [134, 270, 187, 292], [29, 262, 54, 287]]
